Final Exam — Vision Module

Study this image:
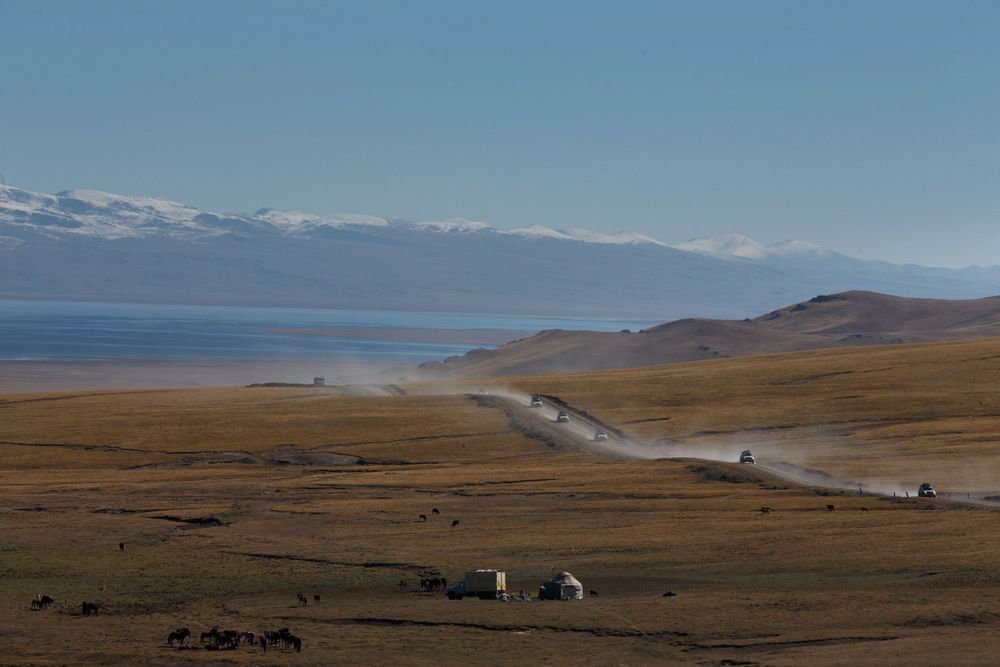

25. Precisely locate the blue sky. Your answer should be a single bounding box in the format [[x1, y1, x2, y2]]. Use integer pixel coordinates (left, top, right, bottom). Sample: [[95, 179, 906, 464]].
[[1, 0, 998, 267]]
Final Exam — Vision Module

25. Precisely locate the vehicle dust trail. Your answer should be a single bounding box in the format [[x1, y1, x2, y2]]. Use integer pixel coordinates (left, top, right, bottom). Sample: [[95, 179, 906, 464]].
[[455, 385, 1000, 508]]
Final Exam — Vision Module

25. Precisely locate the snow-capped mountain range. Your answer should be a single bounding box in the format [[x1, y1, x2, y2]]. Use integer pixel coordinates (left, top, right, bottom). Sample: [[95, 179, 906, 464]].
[[1, 184, 997, 320], [0, 184, 822, 256]]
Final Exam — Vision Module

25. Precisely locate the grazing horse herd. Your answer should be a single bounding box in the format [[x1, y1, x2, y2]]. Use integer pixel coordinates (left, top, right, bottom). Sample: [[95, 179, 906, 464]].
[[167, 626, 302, 652], [29, 593, 303, 653], [29, 595, 99, 616], [30, 594, 54, 610], [419, 576, 448, 592]]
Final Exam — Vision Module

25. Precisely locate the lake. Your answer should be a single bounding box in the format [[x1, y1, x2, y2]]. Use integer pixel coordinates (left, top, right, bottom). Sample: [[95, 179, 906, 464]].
[[0, 299, 652, 363]]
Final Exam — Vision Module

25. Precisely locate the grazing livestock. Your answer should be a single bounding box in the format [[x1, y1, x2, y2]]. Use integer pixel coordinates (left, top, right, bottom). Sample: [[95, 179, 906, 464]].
[[81, 601, 100, 616], [589, 590, 599, 597], [860, 507, 870, 512], [432, 507, 440, 515], [313, 594, 320, 605], [167, 627, 191, 646], [398, 579, 408, 590], [217, 630, 240, 649], [30, 594, 54, 610], [420, 577, 446, 592], [200, 627, 241, 650], [451, 519, 460, 527], [826, 504, 835, 512], [418, 514, 427, 522], [119, 542, 125, 552], [759, 506, 771, 514], [263, 627, 301, 651], [297, 592, 308, 606]]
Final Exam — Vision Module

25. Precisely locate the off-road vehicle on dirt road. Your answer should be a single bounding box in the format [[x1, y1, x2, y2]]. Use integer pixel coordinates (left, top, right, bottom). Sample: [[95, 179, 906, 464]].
[[530, 395, 543, 408], [556, 411, 570, 423], [918, 482, 936, 498], [593, 429, 608, 442], [739, 449, 756, 464]]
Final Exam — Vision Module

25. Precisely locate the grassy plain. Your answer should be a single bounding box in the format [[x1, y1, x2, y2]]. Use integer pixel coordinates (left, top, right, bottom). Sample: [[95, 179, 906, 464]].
[[3, 338, 1000, 665]]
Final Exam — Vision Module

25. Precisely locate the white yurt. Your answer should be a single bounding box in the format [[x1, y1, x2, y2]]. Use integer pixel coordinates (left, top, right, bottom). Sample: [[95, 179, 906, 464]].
[[538, 571, 584, 600]]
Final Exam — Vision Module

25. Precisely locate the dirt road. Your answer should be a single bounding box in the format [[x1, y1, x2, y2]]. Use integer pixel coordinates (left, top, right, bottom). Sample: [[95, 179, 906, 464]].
[[482, 388, 1000, 508]]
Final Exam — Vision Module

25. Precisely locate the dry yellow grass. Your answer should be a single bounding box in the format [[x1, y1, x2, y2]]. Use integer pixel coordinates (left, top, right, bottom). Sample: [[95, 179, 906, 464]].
[[3, 339, 1000, 665]]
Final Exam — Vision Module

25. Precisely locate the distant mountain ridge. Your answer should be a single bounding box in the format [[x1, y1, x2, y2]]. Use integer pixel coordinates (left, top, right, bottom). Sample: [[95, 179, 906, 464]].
[[1, 184, 999, 320], [0, 184, 826, 252], [422, 291, 1000, 377]]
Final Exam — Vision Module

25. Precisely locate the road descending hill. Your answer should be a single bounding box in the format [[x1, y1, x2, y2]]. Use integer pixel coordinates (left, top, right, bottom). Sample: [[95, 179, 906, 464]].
[[424, 290, 1000, 376]]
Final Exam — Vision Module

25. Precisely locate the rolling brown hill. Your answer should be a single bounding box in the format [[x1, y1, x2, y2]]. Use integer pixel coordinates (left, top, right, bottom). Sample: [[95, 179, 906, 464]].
[[422, 290, 1000, 377]]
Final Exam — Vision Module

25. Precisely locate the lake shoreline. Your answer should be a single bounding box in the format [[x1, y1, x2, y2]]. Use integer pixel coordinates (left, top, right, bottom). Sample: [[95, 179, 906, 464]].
[[0, 358, 422, 394]]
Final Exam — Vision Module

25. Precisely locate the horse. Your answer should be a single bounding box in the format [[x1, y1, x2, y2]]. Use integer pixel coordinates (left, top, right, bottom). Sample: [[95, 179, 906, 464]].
[[81, 601, 100, 616], [589, 590, 599, 597], [167, 627, 191, 646], [418, 514, 427, 522], [451, 519, 460, 527], [431, 507, 440, 515], [297, 592, 308, 606], [826, 504, 835, 511], [398, 579, 408, 590]]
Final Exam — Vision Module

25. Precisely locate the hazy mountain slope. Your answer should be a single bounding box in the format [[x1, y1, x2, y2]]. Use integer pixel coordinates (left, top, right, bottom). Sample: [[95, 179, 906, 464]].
[[2, 184, 999, 320], [426, 291, 1000, 377], [755, 291, 1000, 338]]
